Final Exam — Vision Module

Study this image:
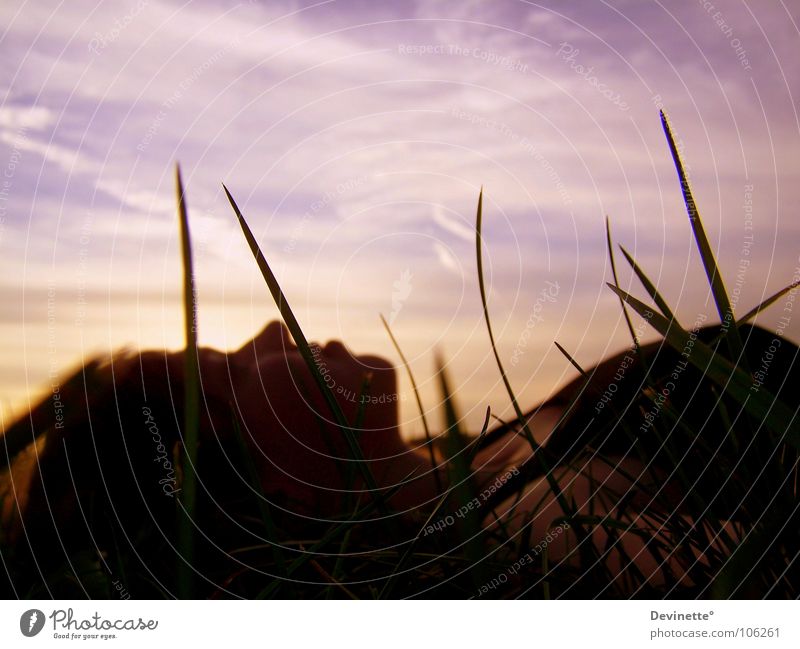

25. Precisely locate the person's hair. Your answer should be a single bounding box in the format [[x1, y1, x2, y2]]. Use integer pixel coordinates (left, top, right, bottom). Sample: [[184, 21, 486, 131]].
[[0, 350, 257, 595], [479, 323, 800, 519]]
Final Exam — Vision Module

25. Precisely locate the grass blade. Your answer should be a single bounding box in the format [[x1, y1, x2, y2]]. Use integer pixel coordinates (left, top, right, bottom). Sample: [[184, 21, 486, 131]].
[[606, 217, 638, 348], [660, 110, 745, 363], [434, 351, 486, 586], [222, 184, 380, 498], [736, 280, 800, 326], [433, 350, 470, 490], [554, 341, 587, 377], [618, 244, 680, 327], [476, 189, 605, 570], [466, 405, 492, 468], [607, 283, 799, 446], [176, 165, 200, 598], [475, 188, 540, 453], [175, 165, 200, 599], [380, 313, 440, 492]]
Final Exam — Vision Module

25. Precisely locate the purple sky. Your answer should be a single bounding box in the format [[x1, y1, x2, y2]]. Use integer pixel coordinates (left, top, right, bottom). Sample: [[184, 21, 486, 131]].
[[2, 0, 799, 435]]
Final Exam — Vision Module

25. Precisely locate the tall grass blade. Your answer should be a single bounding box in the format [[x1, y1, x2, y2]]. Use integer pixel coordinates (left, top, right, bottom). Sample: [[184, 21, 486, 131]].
[[554, 341, 587, 376], [176, 166, 200, 599], [607, 283, 799, 445], [222, 184, 380, 497], [434, 352, 473, 495], [606, 217, 638, 348], [476, 189, 603, 570], [475, 188, 540, 453], [660, 110, 745, 363], [434, 352, 486, 585], [380, 313, 440, 492], [619, 244, 680, 326], [736, 280, 800, 326], [466, 406, 492, 468]]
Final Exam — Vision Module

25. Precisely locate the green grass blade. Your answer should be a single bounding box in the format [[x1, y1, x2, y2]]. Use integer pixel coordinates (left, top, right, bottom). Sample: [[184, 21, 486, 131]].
[[660, 110, 745, 363], [434, 352, 486, 585], [607, 283, 799, 446], [554, 341, 587, 376], [222, 184, 380, 497], [466, 406, 492, 468], [736, 280, 800, 326], [476, 189, 602, 568], [606, 217, 638, 348], [618, 244, 680, 327], [475, 188, 540, 453], [379, 313, 440, 492], [434, 350, 470, 483], [176, 165, 200, 599]]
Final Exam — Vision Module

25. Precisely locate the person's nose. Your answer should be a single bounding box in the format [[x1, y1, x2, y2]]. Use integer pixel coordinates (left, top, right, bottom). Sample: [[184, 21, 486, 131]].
[[323, 340, 349, 358], [233, 320, 295, 365]]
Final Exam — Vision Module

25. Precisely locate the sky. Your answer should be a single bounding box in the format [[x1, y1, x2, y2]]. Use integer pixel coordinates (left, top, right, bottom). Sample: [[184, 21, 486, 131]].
[[1, 0, 799, 436]]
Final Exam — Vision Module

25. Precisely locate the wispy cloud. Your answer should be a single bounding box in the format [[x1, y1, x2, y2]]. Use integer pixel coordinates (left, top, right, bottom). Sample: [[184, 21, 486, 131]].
[[432, 203, 474, 241], [433, 241, 460, 274]]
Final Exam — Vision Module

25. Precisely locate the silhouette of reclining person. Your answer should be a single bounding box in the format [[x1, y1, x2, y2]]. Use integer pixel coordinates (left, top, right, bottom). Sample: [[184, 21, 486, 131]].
[[1, 320, 797, 597]]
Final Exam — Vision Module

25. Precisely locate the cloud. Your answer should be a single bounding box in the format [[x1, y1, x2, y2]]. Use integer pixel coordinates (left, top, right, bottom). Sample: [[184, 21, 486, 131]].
[[432, 203, 474, 241], [95, 178, 175, 215], [0, 106, 57, 131], [0, 129, 89, 174], [433, 241, 460, 274]]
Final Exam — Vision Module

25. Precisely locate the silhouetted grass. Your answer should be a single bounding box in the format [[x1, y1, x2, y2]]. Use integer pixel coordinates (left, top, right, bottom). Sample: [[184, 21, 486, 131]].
[[176, 164, 200, 599]]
